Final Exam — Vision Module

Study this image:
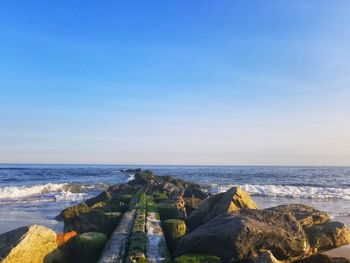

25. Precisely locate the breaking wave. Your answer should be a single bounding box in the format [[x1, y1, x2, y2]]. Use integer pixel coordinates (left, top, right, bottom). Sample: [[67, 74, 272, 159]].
[[212, 184, 350, 200], [0, 183, 108, 203]]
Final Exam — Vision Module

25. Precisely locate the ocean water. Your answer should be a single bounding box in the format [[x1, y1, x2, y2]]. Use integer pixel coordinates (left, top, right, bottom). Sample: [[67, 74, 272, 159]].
[[0, 164, 350, 234]]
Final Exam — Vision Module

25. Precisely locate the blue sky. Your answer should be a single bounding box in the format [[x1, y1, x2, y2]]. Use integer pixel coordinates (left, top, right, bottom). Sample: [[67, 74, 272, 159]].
[[1, 1, 350, 165]]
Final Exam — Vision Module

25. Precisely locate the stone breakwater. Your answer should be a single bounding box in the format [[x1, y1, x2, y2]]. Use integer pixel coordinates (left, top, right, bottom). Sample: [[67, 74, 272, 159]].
[[0, 169, 350, 263]]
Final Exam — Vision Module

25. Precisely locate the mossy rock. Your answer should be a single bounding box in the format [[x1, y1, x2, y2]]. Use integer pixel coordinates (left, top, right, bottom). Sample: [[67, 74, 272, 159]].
[[162, 219, 186, 254], [90, 201, 107, 209], [147, 204, 158, 213], [76, 232, 107, 263], [64, 210, 122, 236], [103, 199, 127, 212], [158, 203, 180, 221], [59, 203, 90, 220], [85, 191, 112, 207], [132, 170, 155, 185], [154, 192, 168, 203], [128, 232, 147, 255], [120, 194, 133, 204], [174, 254, 221, 263]]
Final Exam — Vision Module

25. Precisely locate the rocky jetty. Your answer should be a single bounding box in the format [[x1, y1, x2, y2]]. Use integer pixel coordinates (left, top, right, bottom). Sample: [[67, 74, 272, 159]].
[[0, 169, 349, 263]]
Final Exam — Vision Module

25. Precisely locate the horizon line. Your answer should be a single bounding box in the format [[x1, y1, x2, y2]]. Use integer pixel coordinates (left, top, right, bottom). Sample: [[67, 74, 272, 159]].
[[1, 162, 350, 168]]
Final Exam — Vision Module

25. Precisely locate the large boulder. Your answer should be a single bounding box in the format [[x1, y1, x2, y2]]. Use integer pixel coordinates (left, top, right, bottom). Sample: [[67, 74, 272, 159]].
[[162, 182, 184, 199], [186, 187, 257, 231], [129, 170, 156, 185], [305, 221, 350, 254], [0, 225, 57, 263], [85, 191, 112, 207], [56, 202, 91, 220], [162, 219, 187, 254], [176, 209, 308, 262], [158, 196, 187, 221], [183, 186, 209, 200], [76, 232, 108, 263], [64, 210, 122, 236], [265, 204, 350, 254], [184, 197, 203, 216], [266, 204, 330, 226]]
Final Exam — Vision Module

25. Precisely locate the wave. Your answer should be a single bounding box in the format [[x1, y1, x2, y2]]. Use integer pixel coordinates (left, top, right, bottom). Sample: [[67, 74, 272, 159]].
[[0, 183, 107, 202], [127, 173, 135, 182], [212, 184, 350, 200]]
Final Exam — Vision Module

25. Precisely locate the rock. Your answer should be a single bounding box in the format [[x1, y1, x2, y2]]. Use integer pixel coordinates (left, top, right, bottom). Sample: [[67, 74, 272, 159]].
[[305, 221, 350, 254], [120, 194, 133, 204], [176, 209, 308, 262], [64, 210, 122, 235], [56, 202, 91, 220], [56, 231, 77, 247], [129, 170, 156, 185], [154, 192, 168, 203], [266, 204, 330, 226], [54, 231, 78, 263], [214, 187, 257, 213], [174, 253, 222, 263], [0, 225, 57, 263], [85, 191, 112, 207], [184, 197, 203, 216], [107, 184, 133, 202], [266, 204, 350, 254], [183, 187, 209, 200], [120, 168, 141, 173], [158, 197, 187, 221], [186, 187, 257, 231], [162, 219, 187, 254], [162, 182, 184, 199], [295, 254, 350, 263], [76, 232, 108, 263], [236, 251, 282, 263]]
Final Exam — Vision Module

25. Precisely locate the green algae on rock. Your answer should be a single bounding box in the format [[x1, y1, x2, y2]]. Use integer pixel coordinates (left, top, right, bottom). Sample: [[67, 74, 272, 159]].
[[76, 232, 108, 263], [174, 254, 221, 263]]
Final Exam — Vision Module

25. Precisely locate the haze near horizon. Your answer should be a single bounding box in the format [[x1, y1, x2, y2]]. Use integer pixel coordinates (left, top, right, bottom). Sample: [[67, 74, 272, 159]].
[[1, 1, 350, 165]]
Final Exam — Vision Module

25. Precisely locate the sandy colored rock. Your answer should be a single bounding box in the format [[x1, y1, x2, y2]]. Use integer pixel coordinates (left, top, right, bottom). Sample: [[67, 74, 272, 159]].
[[305, 221, 350, 254], [186, 187, 257, 231], [0, 225, 57, 263], [236, 251, 283, 263], [266, 204, 330, 226]]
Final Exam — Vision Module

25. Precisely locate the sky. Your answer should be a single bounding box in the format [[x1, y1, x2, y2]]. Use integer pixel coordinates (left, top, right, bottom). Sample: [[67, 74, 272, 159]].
[[0, 1, 350, 165]]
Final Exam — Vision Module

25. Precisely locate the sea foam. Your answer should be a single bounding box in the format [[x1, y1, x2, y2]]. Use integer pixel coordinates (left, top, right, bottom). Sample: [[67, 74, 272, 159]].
[[0, 183, 102, 202], [213, 184, 350, 200]]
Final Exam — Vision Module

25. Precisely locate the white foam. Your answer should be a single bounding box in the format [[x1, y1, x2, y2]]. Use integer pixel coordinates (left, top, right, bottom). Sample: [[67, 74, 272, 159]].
[[146, 212, 168, 262], [53, 191, 88, 202], [212, 184, 350, 200], [0, 183, 69, 199], [0, 183, 92, 202], [127, 173, 135, 182]]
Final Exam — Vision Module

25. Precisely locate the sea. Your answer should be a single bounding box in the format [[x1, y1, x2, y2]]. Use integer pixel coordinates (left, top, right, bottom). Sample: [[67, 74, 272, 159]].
[[0, 164, 350, 234]]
